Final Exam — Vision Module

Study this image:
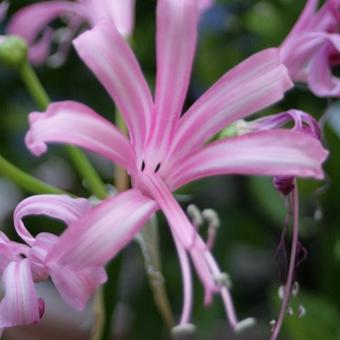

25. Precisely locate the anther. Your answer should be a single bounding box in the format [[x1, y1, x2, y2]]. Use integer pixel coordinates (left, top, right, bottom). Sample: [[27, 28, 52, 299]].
[[234, 318, 256, 333], [171, 323, 196, 335], [297, 304, 306, 318], [154, 162, 161, 173], [202, 209, 220, 249], [187, 204, 203, 228], [292, 281, 299, 296], [213, 272, 232, 288], [141, 161, 145, 172], [278, 285, 284, 300], [286, 306, 294, 316]]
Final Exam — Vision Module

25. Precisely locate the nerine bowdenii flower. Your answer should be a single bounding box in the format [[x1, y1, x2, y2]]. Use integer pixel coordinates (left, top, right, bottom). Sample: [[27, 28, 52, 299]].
[[25, 0, 328, 331], [280, 0, 340, 97], [6, 0, 136, 65], [0, 195, 106, 332]]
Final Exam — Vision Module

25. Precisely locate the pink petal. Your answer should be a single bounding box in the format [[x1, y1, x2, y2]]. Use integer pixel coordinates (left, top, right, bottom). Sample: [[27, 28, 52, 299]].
[[46, 189, 157, 267], [139, 174, 203, 250], [0, 233, 28, 273], [281, 32, 339, 82], [14, 194, 91, 246], [198, 0, 214, 13], [28, 28, 54, 65], [7, 1, 81, 64], [170, 48, 293, 160], [148, 0, 198, 159], [308, 36, 340, 96], [73, 21, 153, 157], [168, 129, 328, 189], [83, 0, 136, 36], [25, 101, 136, 172], [29, 233, 59, 281], [172, 234, 193, 325], [48, 263, 107, 310], [0, 260, 42, 328], [282, 0, 318, 45]]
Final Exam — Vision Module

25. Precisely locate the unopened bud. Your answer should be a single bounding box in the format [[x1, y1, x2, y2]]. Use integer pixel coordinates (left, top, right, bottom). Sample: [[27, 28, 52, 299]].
[[0, 35, 28, 69]]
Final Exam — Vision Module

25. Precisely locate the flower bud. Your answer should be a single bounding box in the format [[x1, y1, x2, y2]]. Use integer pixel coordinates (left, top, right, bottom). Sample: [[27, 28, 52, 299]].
[[0, 35, 28, 69]]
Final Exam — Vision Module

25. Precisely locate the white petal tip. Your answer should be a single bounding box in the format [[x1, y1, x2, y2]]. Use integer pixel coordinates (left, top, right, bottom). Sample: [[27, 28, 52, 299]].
[[172, 323, 196, 335], [234, 318, 256, 333]]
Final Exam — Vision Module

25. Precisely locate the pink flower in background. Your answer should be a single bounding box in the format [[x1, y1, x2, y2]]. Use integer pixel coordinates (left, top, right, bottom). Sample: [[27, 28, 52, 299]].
[[26, 0, 327, 330], [6, 0, 135, 65], [0, 1, 8, 22], [0, 195, 106, 331], [280, 0, 340, 97]]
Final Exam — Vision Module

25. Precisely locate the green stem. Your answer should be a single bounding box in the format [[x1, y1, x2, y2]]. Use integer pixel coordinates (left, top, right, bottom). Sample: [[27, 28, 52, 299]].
[[0, 153, 65, 195], [18, 62, 107, 199]]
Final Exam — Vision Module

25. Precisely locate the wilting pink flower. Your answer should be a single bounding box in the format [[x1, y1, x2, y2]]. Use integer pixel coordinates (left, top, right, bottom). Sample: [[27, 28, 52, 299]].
[[7, 0, 136, 65], [280, 0, 340, 97], [0, 195, 106, 331], [26, 0, 327, 330]]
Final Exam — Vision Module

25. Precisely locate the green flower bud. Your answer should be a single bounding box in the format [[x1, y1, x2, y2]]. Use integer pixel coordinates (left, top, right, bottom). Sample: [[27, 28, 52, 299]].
[[0, 35, 28, 69]]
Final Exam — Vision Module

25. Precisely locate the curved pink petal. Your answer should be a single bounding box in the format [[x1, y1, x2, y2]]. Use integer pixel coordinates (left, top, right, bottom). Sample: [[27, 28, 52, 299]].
[[7, 1, 81, 64], [48, 263, 107, 310], [308, 36, 340, 96], [83, 0, 136, 36], [25, 101, 136, 171], [168, 129, 328, 189], [47, 189, 157, 267], [0, 260, 42, 328], [14, 194, 91, 247], [148, 0, 198, 159], [282, 0, 318, 46], [29, 233, 59, 281], [172, 234, 193, 326], [169, 48, 293, 160], [73, 21, 153, 157], [0, 234, 28, 273]]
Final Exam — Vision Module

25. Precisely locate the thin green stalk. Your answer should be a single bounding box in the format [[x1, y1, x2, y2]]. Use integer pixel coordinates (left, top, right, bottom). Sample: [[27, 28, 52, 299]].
[[18, 62, 107, 199], [0, 153, 65, 195]]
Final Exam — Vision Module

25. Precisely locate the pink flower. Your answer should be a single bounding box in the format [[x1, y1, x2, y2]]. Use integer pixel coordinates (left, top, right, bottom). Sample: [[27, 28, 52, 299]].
[[0, 195, 106, 331], [6, 0, 136, 65], [0, 1, 8, 23], [280, 0, 340, 97], [25, 0, 327, 330]]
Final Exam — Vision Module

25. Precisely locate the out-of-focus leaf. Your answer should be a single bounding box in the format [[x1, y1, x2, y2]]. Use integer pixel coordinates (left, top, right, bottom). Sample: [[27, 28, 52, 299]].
[[326, 100, 340, 138], [249, 176, 285, 225], [245, 1, 283, 39]]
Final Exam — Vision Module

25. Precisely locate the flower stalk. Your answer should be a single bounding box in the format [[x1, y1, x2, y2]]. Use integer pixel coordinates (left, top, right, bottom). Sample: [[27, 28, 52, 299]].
[[18, 61, 107, 199], [0, 153, 65, 195], [270, 180, 299, 340]]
